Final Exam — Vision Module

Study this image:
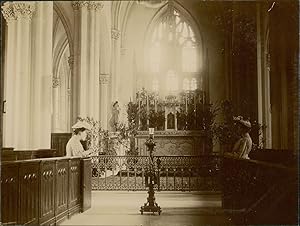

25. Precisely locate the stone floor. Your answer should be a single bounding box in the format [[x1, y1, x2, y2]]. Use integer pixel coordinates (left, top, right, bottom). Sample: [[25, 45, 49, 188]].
[[61, 191, 232, 226]]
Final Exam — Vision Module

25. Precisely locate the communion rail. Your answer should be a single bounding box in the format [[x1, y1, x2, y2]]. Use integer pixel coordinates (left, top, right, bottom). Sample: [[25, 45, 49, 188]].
[[91, 155, 221, 191]]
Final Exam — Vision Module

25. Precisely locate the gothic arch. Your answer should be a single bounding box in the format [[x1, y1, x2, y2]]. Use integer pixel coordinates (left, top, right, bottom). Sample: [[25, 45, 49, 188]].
[[111, 1, 135, 47], [53, 2, 74, 56], [144, 1, 204, 55]]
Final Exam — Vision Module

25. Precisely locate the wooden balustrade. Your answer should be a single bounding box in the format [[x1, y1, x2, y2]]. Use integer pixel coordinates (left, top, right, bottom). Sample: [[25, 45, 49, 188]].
[[51, 133, 72, 157], [1, 148, 57, 161], [222, 156, 298, 225], [1, 157, 91, 225], [249, 148, 297, 167]]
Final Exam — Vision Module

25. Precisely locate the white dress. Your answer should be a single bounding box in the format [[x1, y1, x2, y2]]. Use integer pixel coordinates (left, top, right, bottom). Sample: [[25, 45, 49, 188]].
[[233, 133, 253, 159], [66, 135, 86, 157]]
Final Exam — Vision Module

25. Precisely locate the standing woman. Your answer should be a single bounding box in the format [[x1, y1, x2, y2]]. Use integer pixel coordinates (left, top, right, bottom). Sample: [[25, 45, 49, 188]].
[[232, 116, 253, 159], [66, 121, 92, 157]]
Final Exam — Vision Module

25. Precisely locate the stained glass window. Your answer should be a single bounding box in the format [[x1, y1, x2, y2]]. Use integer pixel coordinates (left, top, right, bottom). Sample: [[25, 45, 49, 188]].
[[148, 2, 201, 93]]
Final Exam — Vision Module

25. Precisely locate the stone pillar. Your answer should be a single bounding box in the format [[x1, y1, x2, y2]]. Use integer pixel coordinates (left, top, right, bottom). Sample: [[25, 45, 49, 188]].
[[99, 74, 110, 129], [1, 2, 35, 150], [52, 77, 60, 132], [15, 2, 35, 149], [94, 10, 101, 121], [111, 28, 121, 102], [68, 55, 74, 129], [72, 1, 104, 122], [256, 3, 264, 148], [2, 2, 53, 149], [30, 1, 53, 149], [1, 2, 17, 148]]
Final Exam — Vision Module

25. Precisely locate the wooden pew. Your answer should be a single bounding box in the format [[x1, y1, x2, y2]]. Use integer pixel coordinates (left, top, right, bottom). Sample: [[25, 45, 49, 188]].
[[249, 148, 296, 167], [222, 156, 298, 225], [51, 133, 72, 157], [1, 148, 57, 161], [1, 157, 91, 225]]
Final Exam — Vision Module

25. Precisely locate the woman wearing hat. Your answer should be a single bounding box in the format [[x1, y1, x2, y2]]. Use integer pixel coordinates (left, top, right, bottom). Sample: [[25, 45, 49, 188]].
[[232, 116, 253, 159], [66, 121, 92, 157]]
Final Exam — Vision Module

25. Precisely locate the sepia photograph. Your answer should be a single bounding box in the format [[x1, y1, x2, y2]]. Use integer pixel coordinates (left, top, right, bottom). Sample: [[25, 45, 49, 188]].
[[0, 0, 299, 225]]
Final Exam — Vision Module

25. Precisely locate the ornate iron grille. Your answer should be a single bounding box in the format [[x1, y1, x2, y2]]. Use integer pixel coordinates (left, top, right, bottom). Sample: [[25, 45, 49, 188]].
[[91, 155, 221, 191]]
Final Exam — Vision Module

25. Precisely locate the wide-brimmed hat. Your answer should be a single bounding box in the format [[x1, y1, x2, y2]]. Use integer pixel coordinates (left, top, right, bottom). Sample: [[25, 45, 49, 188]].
[[71, 121, 91, 130], [233, 116, 251, 128]]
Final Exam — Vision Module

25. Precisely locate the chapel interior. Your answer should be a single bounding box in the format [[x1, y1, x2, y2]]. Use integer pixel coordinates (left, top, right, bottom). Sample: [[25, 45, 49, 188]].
[[0, 1, 299, 225]]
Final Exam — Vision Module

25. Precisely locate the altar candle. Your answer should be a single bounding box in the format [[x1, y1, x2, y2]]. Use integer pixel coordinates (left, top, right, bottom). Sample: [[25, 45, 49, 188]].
[[149, 127, 154, 135], [146, 94, 149, 113], [185, 93, 188, 113], [138, 92, 140, 128], [194, 92, 196, 112]]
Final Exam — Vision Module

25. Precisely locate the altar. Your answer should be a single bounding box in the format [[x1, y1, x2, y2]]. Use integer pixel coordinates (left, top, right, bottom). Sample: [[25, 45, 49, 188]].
[[125, 88, 213, 156], [135, 130, 208, 156]]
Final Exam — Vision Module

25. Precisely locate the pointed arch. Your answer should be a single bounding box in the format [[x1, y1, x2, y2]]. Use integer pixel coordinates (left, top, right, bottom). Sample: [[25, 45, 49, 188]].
[[144, 0, 204, 60]]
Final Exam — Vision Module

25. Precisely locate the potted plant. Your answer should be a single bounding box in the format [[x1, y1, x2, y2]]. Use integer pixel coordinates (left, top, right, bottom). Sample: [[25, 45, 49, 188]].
[[212, 100, 265, 154]]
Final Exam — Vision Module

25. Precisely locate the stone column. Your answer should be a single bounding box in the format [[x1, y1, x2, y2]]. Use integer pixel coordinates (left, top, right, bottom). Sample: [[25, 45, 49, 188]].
[[40, 2, 53, 148], [11, 2, 35, 149], [111, 28, 121, 102], [94, 8, 101, 121], [52, 77, 60, 132], [30, 1, 53, 149], [68, 55, 74, 129], [72, 1, 104, 121], [256, 3, 264, 148], [257, 3, 272, 148], [99, 74, 110, 129], [1, 2, 17, 148]]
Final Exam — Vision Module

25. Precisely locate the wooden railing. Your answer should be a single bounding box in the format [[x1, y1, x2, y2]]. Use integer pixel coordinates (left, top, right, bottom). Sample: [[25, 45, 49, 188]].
[[222, 156, 298, 225], [249, 148, 297, 166], [1, 148, 57, 161], [51, 133, 72, 157], [1, 157, 91, 225]]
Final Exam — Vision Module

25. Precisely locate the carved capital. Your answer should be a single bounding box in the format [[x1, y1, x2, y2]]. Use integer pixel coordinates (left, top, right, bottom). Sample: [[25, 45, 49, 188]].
[[12, 2, 35, 20], [99, 74, 110, 84], [72, 1, 103, 11], [68, 55, 74, 69], [52, 77, 60, 88], [72, 1, 89, 10], [1, 3, 16, 22], [88, 1, 104, 11], [111, 29, 121, 40]]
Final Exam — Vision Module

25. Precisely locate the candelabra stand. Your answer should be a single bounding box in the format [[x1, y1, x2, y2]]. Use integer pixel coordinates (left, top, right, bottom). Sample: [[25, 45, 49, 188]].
[[140, 135, 162, 215]]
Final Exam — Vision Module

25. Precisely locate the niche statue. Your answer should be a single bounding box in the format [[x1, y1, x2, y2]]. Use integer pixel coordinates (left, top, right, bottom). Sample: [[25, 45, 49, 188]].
[[109, 101, 120, 132]]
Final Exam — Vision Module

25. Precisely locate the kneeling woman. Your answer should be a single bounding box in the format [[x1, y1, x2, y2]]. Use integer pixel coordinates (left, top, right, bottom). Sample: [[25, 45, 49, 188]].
[[66, 121, 92, 157], [232, 116, 253, 159]]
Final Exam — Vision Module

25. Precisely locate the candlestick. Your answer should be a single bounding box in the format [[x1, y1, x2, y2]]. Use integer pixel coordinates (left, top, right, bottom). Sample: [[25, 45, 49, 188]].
[[149, 127, 154, 135], [146, 94, 149, 112], [185, 93, 188, 113]]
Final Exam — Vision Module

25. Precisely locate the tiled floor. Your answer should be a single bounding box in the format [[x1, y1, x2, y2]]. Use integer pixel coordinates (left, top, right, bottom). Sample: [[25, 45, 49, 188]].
[[61, 191, 232, 226]]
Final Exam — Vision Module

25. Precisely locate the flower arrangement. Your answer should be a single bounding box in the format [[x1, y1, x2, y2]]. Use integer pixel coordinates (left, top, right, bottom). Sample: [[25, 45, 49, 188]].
[[212, 100, 266, 153], [77, 116, 103, 155]]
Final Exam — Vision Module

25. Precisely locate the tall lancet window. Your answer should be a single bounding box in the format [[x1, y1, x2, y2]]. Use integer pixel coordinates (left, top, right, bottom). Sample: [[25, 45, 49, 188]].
[[147, 2, 202, 95], [190, 78, 197, 91], [166, 70, 178, 92]]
